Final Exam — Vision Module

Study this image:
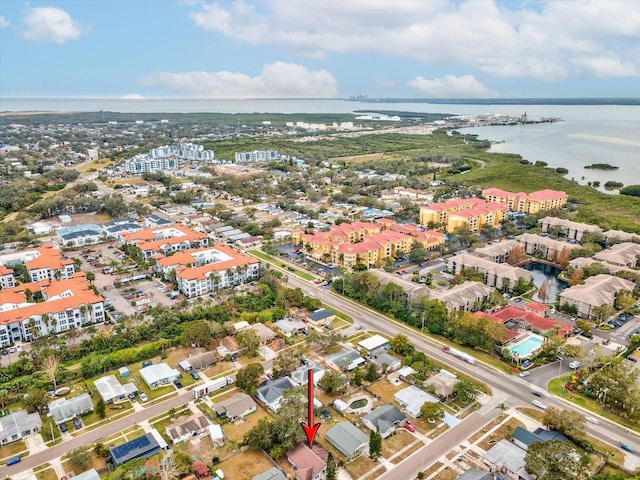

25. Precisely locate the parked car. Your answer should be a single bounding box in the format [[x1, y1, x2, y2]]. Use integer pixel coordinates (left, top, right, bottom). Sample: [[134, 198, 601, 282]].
[[73, 418, 82, 429], [519, 371, 530, 377], [532, 399, 548, 410], [1, 349, 7, 355], [128, 392, 137, 402], [190, 370, 200, 380], [173, 379, 183, 389], [6, 456, 21, 466], [403, 422, 415, 432], [59, 423, 68, 433], [139, 393, 149, 402]]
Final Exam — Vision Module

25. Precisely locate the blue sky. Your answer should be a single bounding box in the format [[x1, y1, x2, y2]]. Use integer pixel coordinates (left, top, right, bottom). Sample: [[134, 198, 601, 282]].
[[1, 0, 638, 98]]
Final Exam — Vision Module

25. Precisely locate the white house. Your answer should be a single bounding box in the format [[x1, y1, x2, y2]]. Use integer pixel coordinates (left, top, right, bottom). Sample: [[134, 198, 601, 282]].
[[140, 363, 180, 388], [94, 375, 138, 404], [0, 411, 42, 445], [394, 385, 440, 418]]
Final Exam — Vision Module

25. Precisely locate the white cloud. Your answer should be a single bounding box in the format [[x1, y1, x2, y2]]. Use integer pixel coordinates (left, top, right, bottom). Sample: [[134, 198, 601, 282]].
[[122, 94, 145, 100], [139, 62, 338, 98], [20, 7, 85, 44], [407, 75, 498, 98], [0, 16, 9, 28], [188, 1, 640, 81]]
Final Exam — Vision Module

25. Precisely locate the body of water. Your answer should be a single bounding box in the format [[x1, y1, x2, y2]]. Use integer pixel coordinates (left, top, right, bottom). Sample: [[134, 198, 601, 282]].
[[524, 261, 568, 304], [2, 97, 639, 188]]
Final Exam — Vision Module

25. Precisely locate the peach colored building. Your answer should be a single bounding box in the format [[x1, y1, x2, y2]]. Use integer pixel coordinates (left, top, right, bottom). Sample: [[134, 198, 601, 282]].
[[292, 220, 444, 269], [419, 198, 507, 233], [482, 188, 568, 214]]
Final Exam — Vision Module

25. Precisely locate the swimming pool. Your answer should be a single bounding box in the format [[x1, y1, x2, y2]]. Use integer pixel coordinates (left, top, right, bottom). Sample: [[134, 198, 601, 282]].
[[510, 335, 544, 358]]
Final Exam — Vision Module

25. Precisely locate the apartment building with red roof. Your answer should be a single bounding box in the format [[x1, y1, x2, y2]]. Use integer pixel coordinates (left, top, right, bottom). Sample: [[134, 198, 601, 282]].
[[489, 305, 571, 337], [0, 272, 104, 346], [0, 243, 75, 286], [482, 188, 567, 214], [154, 243, 260, 298], [419, 197, 507, 233], [121, 224, 209, 259], [291, 220, 443, 269]]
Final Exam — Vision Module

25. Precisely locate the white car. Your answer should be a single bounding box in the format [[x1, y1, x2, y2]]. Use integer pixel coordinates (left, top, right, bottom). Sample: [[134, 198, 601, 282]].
[[139, 393, 149, 402], [519, 371, 530, 377], [355, 324, 364, 330], [532, 400, 548, 410], [585, 416, 599, 424]]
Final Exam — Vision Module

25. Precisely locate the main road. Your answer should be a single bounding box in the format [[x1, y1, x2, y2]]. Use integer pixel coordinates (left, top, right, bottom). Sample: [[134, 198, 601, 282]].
[[284, 274, 640, 454], [2, 268, 638, 478]]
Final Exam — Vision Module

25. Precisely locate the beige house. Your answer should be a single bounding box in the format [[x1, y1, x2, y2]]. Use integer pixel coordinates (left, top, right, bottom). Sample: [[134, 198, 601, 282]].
[[423, 370, 460, 398], [559, 274, 635, 319]]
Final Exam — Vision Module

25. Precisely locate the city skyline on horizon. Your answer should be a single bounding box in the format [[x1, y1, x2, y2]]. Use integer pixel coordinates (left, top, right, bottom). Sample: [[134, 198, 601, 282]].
[[1, 0, 639, 99]]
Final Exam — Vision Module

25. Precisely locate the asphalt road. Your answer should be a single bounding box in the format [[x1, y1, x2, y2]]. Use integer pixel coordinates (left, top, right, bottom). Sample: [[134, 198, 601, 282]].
[[282, 273, 640, 476], [3, 266, 638, 478], [0, 391, 194, 477]]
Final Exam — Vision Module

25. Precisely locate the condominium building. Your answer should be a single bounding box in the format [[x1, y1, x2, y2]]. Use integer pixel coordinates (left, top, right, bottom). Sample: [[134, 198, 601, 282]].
[[538, 217, 603, 241], [155, 244, 260, 298], [292, 220, 444, 269], [447, 253, 532, 291], [125, 143, 214, 173], [0, 273, 105, 346], [0, 244, 75, 286], [120, 224, 209, 259], [419, 198, 507, 233], [235, 150, 280, 163], [559, 274, 635, 319], [482, 188, 568, 213]]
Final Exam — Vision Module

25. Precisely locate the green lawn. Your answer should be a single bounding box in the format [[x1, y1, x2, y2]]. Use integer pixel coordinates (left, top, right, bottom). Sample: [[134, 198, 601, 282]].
[[248, 250, 315, 280], [0, 439, 27, 460], [548, 376, 640, 433]]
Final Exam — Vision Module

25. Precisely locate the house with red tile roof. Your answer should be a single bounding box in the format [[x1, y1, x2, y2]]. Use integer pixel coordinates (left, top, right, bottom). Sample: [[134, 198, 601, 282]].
[[155, 243, 260, 298], [0, 272, 104, 346], [487, 305, 571, 337]]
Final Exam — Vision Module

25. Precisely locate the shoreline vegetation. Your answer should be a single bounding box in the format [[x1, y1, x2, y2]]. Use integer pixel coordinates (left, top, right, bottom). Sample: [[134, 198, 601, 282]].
[[584, 163, 619, 170]]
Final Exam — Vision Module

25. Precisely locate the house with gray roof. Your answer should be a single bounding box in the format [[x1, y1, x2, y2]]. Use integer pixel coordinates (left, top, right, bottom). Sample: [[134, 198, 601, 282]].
[[394, 385, 440, 418], [325, 348, 365, 371], [94, 375, 138, 404], [325, 422, 369, 459], [178, 350, 218, 371], [252, 467, 287, 480], [103, 220, 142, 239], [214, 392, 256, 421], [250, 322, 277, 344], [291, 363, 325, 386], [473, 239, 520, 263], [559, 274, 635, 319], [483, 439, 532, 480], [369, 350, 401, 373], [165, 414, 209, 444], [305, 308, 335, 326], [447, 253, 532, 291], [48, 393, 93, 425], [109, 429, 168, 466], [539, 217, 603, 241], [362, 404, 406, 438], [273, 318, 308, 337], [256, 377, 297, 411], [0, 410, 42, 445]]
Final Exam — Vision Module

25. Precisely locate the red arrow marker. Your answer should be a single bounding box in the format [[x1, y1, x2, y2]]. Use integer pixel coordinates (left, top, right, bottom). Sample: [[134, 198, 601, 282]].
[[300, 369, 321, 447]]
